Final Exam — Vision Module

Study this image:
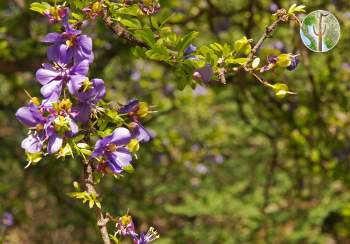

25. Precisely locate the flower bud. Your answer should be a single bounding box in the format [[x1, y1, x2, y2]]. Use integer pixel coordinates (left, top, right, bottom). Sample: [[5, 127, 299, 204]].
[[128, 139, 140, 153], [192, 71, 202, 81], [137, 102, 149, 118], [59, 98, 72, 111], [30, 97, 41, 106], [53, 115, 69, 134]]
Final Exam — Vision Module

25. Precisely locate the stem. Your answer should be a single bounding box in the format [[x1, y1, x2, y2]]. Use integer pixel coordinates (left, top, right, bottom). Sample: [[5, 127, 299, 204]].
[[246, 18, 281, 63], [312, 12, 329, 52], [102, 8, 148, 48], [83, 159, 111, 244]]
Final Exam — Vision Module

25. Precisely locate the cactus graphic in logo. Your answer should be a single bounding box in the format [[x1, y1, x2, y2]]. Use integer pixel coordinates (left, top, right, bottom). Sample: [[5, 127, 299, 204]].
[[300, 10, 340, 52]]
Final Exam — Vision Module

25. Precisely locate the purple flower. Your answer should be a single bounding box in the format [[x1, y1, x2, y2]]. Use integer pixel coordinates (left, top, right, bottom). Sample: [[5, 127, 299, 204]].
[[116, 215, 137, 238], [42, 20, 93, 64], [139, 1, 161, 15], [269, 3, 279, 13], [21, 133, 45, 153], [260, 55, 299, 72], [16, 103, 47, 153], [192, 64, 213, 83], [44, 6, 68, 24], [130, 122, 152, 143], [184, 44, 197, 57], [1, 212, 13, 227], [16, 103, 46, 128], [133, 227, 159, 244], [82, 2, 103, 20], [16, 100, 78, 154], [119, 99, 140, 115], [36, 46, 89, 103], [287, 55, 299, 71], [44, 100, 79, 154], [184, 44, 213, 82], [72, 78, 106, 122], [44, 114, 78, 154], [92, 128, 133, 174], [260, 55, 278, 73], [119, 100, 152, 142]]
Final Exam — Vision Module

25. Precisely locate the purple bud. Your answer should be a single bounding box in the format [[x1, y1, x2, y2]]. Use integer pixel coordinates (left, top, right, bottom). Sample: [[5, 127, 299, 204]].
[[192, 71, 202, 81], [267, 55, 279, 64], [184, 44, 197, 56], [287, 55, 299, 71]]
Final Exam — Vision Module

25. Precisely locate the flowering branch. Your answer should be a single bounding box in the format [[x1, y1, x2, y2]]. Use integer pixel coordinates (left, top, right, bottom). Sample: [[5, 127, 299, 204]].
[[18, 3, 158, 244], [97, 1, 305, 96]]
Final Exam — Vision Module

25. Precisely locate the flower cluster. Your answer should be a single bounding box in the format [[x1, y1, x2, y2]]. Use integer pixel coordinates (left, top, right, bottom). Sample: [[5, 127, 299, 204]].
[[260, 53, 299, 73], [138, 0, 161, 15], [16, 8, 151, 175], [44, 3, 68, 24], [112, 214, 159, 244], [82, 2, 104, 20]]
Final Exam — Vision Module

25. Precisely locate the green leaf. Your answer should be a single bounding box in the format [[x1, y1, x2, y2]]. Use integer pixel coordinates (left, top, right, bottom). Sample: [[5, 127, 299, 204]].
[[120, 18, 142, 29], [134, 29, 155, 47], [234, 36, 251, 56], [288, 4, 306, 14], [73, 134, 85, 143], [270, 83, 295, 98], [131, 46, 147, 58], [158, 9, 173, 27], [183, 58, 206, 69], [95, 201, 101, 209], [123, 164, 135, 173], [71, 12, 84, 21], [89, 199, 94, 208], [117, 5, 140, 17], [145, 45, 171, 61], [209, 43, 224, 54], [109, 234, 120, 244], [226, 57, 248, 65], [30, 2, 51, 14], [26, 152, 42, 166], [288, 4, 297, 14], [150, 16, 160, 29]]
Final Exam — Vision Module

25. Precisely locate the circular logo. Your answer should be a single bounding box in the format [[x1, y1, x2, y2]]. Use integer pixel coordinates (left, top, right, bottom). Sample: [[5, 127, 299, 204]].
[[300, 10, 340, 52]]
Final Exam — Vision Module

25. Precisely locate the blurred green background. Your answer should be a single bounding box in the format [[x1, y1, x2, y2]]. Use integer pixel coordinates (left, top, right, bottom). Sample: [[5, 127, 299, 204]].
[[1, 0, 350, 243]]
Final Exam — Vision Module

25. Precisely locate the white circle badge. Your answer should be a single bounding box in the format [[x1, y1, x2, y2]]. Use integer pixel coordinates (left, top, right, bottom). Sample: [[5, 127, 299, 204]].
[[300, 10, 340, 52]]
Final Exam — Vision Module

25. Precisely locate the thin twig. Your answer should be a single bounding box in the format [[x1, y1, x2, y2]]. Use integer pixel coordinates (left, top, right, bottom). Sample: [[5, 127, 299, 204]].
[[247, 19, 281, 63], [102, 8, 148, 48], [83, 159, 111, 244], [246, 9, 289, 64]]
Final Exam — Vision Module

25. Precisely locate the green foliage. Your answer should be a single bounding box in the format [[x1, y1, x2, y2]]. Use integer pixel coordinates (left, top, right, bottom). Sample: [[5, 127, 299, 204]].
[[29, 2, 51, 14], [68, 182, 101, 209]]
